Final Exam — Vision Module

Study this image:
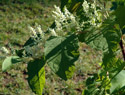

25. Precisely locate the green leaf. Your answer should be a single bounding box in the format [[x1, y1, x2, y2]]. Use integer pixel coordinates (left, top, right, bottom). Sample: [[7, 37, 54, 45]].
[[102, 19, 122, 71], [110, 70, 125, 93], [83, 73, 107, 95], [24, 37, 36, 46], [83, 29, 108, 52], [45, 34, 79, 80], [115, 5, 125, 28], [2, 56, 22, 72], [60, 0, 83, 12], [27, 59, 45, 95], [16, 49, 24, 57]]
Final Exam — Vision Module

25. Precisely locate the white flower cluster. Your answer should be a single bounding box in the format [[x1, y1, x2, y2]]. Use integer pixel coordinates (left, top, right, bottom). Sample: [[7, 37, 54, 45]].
[[82, 0, 89, 13], [52, 5, 80, 36], [51, 0, 103, 36], [29, 24, 58, 38], [82, 0, 102, 27], [0, 47, 9, 54], [49, 28, 57, 36], [28, 0, 103, 37], [28, 25, 44, 39]]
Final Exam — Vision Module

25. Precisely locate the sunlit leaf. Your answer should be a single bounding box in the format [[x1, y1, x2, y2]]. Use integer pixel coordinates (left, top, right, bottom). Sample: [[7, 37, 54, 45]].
[[110, 70, 125, 93], [2, 56, 22, 72], [27, 59, 45, 95]]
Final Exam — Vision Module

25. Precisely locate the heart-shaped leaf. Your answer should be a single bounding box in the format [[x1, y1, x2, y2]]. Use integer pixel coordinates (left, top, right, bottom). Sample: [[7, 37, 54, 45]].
[[45, 34, 79, 80]]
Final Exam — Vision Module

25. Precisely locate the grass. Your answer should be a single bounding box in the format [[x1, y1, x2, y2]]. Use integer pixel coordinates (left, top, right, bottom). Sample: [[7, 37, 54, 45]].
[[0, 1, 102, 95], [0, 2, 57, 46]]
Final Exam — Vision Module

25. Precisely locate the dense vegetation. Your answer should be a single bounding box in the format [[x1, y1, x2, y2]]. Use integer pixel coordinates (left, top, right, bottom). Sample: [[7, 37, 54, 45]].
[[0, 0, 58, 4], [0, 0, 125, 95]]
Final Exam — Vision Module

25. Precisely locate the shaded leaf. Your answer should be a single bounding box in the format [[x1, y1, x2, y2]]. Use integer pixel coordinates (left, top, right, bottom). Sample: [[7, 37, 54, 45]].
[[83, 29, 108, 52], [24, 37, 36, 47], [45, 34, 79, 80], [15, 49, 24, 57], [115, 5, 125, 28]]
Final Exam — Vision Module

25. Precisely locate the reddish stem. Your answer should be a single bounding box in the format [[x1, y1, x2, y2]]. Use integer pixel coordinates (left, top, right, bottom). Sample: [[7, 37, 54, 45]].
[[119, 39, 125, 60]]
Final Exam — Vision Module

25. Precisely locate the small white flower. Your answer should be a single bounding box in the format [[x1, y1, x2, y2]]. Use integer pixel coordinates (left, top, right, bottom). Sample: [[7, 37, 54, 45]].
[[1, 47, 9, 54], [94, 10, 98, 17], [36, 25, 44, 38], [97, 12, 102, 21], [64, 7, 70, 18], [49, 28, 57, 36], [54, 5, 62, 15], [106, 11, 109, 17], [91, 3, 96, 9], [80, 22, 84, 27], [28, 26, 37, 37], [70, 15, 76, 23], [97, 23, 102, 27], [90, 17, 96, 26], [55, 20, 62, 31], [53, 5, 66, 22], [104, 14, 108, 19], [82, 0, 89, 13]]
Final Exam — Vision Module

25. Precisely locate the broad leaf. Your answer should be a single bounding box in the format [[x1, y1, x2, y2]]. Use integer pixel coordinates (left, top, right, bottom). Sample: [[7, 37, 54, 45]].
[[102, 19, 122, 71], [115, 5, 125, 28], [2, 56, 22, 72], [27, 59, 45, 95], [110, 70, 125, 93], [83, 28, 108, 52], [15, 49, 24, 58], [45, 34, 79, 80], [24, 37, 36, 46]]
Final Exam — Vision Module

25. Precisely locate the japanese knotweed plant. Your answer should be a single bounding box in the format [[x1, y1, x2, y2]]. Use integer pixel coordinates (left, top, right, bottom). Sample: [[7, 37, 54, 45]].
[[1, 0, 125, 95]]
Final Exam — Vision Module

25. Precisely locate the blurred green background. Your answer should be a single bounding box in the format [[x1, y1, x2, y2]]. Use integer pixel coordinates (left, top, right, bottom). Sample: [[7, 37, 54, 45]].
[[0, 0, 101, 95]]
